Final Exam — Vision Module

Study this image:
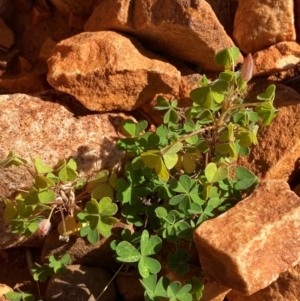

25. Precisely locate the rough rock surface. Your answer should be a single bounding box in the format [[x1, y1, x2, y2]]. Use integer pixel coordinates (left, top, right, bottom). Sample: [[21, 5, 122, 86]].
[[233, 0, 295, 54], [0, 18, 14, 50], [0, 90, 131, 248], [49, 0, 101, 18], [227, 264, 300, 301], [41, 221, 132, 270], [194, 180, 300, 295], [84, 0, 241, 71], [46, 264, 117, 301], [0, 284, 12, 301], [115, 275, 145, 301], [253, 42, 300, 76], [47, 31, 181, 112], [239, 78, 300, 181]]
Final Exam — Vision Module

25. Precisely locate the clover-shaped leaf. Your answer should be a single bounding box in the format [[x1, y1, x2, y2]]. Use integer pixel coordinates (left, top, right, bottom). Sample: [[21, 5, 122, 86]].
[[0, 151, 27, 168], [5, 292, 35, 301], [123, 119, 148, 137], [48, 254, 71, 273], [34, 157, 53, 174], [57, 158, 78, 182], [214, 47, 240, 69], [167, 249, 190, 276], [77, 197, 118, 243], [31, 263, 53, 282], [116, 230, 162, 278], [234, 167, 258, 190], [167, 281, 192, 301], [204, 162, 228, 183]]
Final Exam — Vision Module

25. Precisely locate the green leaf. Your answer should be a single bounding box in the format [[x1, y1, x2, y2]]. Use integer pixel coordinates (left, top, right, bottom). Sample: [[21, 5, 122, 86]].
[[3, 199, 18, 223], [34, 157, 53, 174], [0, 151, 27, 168], [138, 256, 161, 278], [35, 175, 55, 189], [98, 197, 118, 216], [58, 165, 78, 182], [205, 163, 228, 183], [255, 102, 278, 126], [155, 96, 170, 110], [190, 86, 212, 109], [235, 167, 258, 190], [256, 84, 276, 101], [123, 119, 148, 137], [140, 230, 162, 256], [168, 249, 190, 276], [116, 241, 141, 262], [214, 47, 240, 68]]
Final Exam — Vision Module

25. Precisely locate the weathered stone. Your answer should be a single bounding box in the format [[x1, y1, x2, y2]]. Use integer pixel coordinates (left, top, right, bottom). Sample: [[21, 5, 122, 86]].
[[68, 12, 86, 29], [41, 221, 133, 270], [49, 0, 101, 17], [46, 265, 117, 301], [234, 0, 295, 54], [0, 90, 132, 248], [47, 31, 180, 112], [115, 275, 145, 301], [0, 18, 14, 50], [227, 264, 300, 301], [0, 284, 12, 301], [38, 37, 57, 63], [0, 0, 15, 20], [205, 0, 236, 37], [253, 42, 300, 76], [32, 5, 51, 25], [18, 56, 32, 74], [194, 180, 300, 295], [84, 0, 241, 71], [0, 69, 50, 94], [239, 78, 300, 181]]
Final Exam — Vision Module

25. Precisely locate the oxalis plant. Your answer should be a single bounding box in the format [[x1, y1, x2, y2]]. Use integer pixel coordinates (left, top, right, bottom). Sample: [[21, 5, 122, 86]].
[[1, 47, 277, 301]]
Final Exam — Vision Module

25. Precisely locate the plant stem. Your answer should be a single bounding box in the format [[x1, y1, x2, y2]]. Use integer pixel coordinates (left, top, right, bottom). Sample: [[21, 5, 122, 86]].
[[91, 263, 125, 301]]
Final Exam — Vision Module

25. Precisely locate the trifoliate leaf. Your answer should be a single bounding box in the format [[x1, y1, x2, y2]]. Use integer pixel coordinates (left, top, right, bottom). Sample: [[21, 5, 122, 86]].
[[34, 157, 53, 174]]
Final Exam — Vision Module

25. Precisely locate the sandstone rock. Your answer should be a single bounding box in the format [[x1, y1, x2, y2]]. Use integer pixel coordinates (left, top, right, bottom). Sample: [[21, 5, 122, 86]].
[[41, 221, 133, 270], [115, 275, 145, 301], [0, 90, 132, 248], [18, 56, 32, 74], [46, 264, 117, 301], [0, 69, 50, 94], [194, 180, 300, 295], [0, 18, 14, 50], [205, 0, 236, 37], [233, 0, 295, 54], [239, 78, 300, 181], [0, 0, 15, 20], [84, 0, 241, 71], [47, 31, 180, 112], [253, 42, 300, 76], [227, 264, 300, 301], [138, 60, 203, 125], [49, 0, 101, 18], [0, 284, 13, 301], [32, 5, 51, 25], [38, 37, 57, 63]]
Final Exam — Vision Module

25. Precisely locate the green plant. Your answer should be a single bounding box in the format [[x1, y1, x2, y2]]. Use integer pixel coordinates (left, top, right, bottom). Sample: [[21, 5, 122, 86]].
[[31, 254, 71, 282], [1, 47, 277, 301], [5, 291, 36, 301]]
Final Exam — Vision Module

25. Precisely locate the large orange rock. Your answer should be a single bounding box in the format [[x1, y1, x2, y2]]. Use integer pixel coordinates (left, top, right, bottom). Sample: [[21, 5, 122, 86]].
[[253, 42, 300, 76], [234, 0, 295, 54], [84, 0, 241, 71], [239, 78, 300, 181], [194, 180, 300, 295], [47, 31, 181, 112], [0, 90, 132, 248], [227, 264, 300, 301]]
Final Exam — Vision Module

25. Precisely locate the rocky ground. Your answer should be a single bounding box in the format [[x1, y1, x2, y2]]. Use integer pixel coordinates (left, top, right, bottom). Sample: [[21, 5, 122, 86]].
[[1, 0, 300, 301]]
